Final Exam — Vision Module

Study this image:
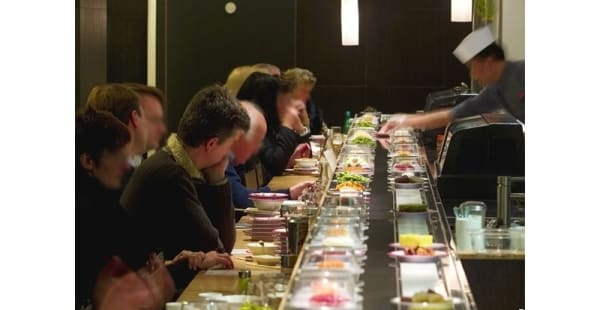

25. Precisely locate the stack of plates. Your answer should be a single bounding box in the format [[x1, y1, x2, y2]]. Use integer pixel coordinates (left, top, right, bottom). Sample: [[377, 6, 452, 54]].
[[286, 166, 319, 175], [272, 228, 288, 254], [243, 216, 285, 241], [245, 207, 279, 217]]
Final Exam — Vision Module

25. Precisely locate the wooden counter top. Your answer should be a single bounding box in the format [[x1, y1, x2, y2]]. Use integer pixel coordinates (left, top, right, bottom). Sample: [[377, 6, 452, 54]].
[[177, 229, 282, 302], [456, 251, 525, 260], [266, 175, 318, 190]]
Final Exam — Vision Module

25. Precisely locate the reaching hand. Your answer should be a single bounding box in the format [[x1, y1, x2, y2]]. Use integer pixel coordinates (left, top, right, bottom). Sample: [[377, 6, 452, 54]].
[[287, 143, 311, 168], [289, 181, 315, 199], [378, 114, 408, 135], [171, 250, 233, 270]]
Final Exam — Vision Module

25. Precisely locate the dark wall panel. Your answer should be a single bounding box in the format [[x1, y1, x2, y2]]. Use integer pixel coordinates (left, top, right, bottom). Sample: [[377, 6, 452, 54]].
[[296, 0, 366, 86], [77, 0, 107, 108], [164, 0, 296, 131], [107, 0, 147, 84], [297, 0, 472, 127]]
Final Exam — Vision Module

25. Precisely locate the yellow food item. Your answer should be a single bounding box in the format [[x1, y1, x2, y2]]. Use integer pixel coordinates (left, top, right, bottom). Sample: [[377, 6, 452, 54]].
[[398, 234, 433, 247], [408, 290, 451, 310]]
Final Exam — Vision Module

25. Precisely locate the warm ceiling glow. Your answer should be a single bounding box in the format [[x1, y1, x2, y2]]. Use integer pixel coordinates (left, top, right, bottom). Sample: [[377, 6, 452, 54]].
[[451, 0, 472, 22], [341, 0, 359, 46]]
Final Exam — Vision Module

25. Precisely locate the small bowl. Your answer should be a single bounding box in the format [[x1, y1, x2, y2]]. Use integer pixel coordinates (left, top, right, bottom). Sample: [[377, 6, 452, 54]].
[[249, 193, 288, 211], [253, 254, 281, 266], [295, 158, 319, 168], [470, 229, 520, 254], [247, 242, 278, 255], [197, 292, 223, 302]]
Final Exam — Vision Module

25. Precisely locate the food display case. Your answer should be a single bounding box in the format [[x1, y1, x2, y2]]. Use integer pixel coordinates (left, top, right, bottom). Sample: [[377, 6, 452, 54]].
[[278, 114, 477, 310]]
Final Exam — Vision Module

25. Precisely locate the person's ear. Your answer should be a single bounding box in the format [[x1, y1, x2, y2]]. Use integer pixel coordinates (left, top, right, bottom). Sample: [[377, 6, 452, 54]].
[[80, 153, 95, 172], [204, 137, 219, 152], [130, 110, 139, 128]]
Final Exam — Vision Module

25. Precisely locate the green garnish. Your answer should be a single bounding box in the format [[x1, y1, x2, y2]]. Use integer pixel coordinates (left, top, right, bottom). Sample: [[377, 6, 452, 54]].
[[398, 204, 428, 212], [336, 172, 371, 183], [351, 136, 375, 146], [356, 120, 376, 128], [240, 301, 273, 310]]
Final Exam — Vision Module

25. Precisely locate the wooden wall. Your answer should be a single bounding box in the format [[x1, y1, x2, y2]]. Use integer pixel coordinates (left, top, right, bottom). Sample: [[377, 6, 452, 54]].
[[78, 1, 472, 129], [296, 0, 472, 126], [160, 0, 296, 132], [76, 0, 107, 108]]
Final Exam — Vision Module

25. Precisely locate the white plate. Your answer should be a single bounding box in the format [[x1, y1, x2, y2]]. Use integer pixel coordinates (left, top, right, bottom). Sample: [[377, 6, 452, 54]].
[[388, 242, 446, 250], [388, 250, 448, 263], [253, 254, 281, 265]]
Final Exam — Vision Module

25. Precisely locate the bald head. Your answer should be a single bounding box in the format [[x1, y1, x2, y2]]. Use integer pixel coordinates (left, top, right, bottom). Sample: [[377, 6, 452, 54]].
[[232, 101, 267, 165]]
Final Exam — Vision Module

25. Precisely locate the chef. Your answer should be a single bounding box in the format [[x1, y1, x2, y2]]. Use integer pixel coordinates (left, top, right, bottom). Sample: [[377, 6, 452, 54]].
[[379, 26, 525, 133]]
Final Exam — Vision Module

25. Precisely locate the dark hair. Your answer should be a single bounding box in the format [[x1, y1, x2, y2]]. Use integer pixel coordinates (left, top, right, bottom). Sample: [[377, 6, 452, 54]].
[[237, 72, 290, 134], [76, 108, 131, 168], [177, 85, 250, 147], [85, 84, 141, 125], [474, 42, 505, 61], [123, 83, 165, 107]]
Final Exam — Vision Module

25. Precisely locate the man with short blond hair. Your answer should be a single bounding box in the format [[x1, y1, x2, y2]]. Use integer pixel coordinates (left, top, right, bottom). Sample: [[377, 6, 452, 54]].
[[124, 83, 167, 151], [86, 84, 150, 166]]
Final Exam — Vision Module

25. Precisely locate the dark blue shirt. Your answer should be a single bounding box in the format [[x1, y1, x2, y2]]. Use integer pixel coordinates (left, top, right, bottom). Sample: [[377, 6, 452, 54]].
[[225, 154, 290, 216]]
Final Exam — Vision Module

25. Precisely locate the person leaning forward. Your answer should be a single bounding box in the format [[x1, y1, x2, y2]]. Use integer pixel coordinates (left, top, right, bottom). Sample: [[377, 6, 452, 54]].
[[120, 85, 250, 259]]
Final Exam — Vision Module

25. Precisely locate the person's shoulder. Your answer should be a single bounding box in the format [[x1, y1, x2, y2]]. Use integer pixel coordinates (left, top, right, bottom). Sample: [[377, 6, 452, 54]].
[[134, 150, 187, 181], [508, 60, 525, 72]]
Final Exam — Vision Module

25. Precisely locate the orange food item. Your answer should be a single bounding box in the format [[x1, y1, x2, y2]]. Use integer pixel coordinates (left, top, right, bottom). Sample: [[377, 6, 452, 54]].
[[326, 227, 348, 236], [343, 166, 364, 173], [335, 181, 365, 191], [405, 246, 435, 256], [317, 260, 345, 269]]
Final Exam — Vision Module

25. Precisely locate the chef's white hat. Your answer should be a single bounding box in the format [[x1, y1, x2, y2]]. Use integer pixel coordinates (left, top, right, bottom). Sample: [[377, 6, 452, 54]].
[[453, 25, 496, 64]]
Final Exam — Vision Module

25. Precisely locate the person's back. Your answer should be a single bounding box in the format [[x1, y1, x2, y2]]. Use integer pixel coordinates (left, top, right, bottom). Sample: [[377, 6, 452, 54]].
[[75, 109, 150, 307], [121, 149, 225, 258]]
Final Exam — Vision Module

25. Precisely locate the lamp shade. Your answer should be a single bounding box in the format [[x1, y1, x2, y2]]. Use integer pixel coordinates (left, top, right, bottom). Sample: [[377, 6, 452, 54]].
[[341, 0, 359, 46], [451, 0, 472, 22]]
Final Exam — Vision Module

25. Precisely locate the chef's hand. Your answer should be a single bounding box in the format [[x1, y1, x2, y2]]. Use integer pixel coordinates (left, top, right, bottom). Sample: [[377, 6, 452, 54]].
[[289, 181, 315, 199], [378, 114, 408, 134], [202, 156, 229, 184], [286, 143, 311, 168]]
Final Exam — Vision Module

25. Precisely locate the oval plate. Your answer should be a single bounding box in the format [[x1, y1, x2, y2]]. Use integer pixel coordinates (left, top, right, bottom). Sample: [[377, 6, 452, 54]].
[[387, 250, 448, 263]]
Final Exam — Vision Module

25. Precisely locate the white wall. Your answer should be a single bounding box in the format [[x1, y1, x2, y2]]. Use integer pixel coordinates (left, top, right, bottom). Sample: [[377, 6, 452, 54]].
[[501, 0, 525, 60]]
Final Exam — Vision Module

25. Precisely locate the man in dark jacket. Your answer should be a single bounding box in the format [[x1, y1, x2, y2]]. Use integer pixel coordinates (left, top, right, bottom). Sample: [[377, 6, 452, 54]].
[[121, 85, 250, 260]]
